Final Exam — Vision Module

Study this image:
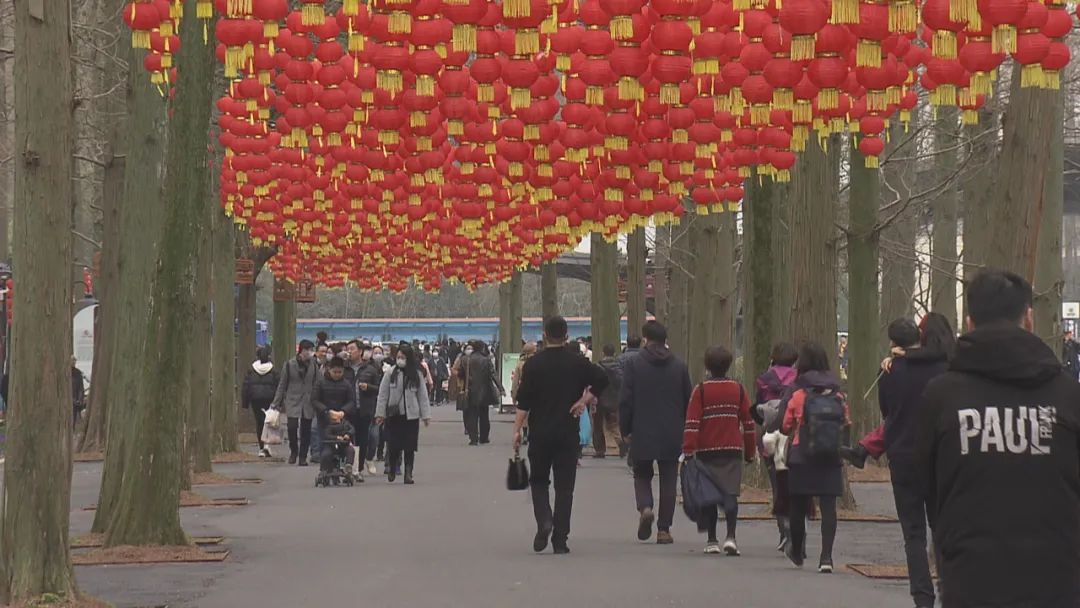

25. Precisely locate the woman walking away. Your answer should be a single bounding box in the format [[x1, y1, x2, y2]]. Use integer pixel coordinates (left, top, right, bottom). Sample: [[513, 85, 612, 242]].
[[375, 343, 432, 484], [272, 339, 319, 466], [242, 346, 280, 457], [778, 341, 850, 573], [683, 346, 755, 556], [753, 342, 799, 551]]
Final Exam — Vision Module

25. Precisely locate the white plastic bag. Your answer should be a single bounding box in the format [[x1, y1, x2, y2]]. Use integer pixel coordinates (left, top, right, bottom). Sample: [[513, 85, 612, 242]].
[[261, 421, 284, 446], [762, 431, 790, 471], [264, 408, 282, 429]]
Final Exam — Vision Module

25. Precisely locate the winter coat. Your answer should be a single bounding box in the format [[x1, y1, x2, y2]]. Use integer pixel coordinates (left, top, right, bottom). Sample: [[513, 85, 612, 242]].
[[596, 356, 621, 412], [915, 322, 1080, 608], [779, 370, 849, 451], [615, 347, 640, 380], [619, 344, 692, 461], [71, 367, 86, 407], [515, 344, 609, 442], [683, 378, 754, 459], [272, 356, 318, 419], [877, 349, 948, 465], [352, 361, 382, 418], [242, 360, 279, 410], [311, 372, 356, 428], [375, 366, 432, 422], [460, 352, 499, 410]]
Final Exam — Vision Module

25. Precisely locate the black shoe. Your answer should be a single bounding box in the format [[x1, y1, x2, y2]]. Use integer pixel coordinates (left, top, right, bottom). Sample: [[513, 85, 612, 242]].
[[839, 444, 869, 469], [404, 465, 414, 485], [592, 453, 606, 459], [533, 521, 553, 553], [298, 458, 308, 467], [288, 453, 298, 465], [468, 440, 479, 446], [479, 439, 491, 445], [637, 508, 655, 541], [785, 544, 804, 569], [388, 469, 397, 483], [552, 543, 570, 555]]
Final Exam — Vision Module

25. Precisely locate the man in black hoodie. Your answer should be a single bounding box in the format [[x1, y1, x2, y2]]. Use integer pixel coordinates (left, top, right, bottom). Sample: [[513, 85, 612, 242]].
[[620, 320, 692, 545], [915, 269, 1080, 608]]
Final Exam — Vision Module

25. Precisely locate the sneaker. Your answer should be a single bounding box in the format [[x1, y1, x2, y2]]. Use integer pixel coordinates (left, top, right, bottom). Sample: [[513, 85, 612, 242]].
[[776, 535, 789, 553], [257, 448, 267, 458], [533, 521, 553, 553], [298, 458, 308, 467], [288, 452, 298, 465], [818, 560, 834, 574], [637, 508, 655, 541], [552, 543, 570, 555], [785, 544, 804, 569], [262, 447, 273, 458], [704, 541, 722, 554], [723, 538, 740, 556], [656, 530, 673, 545], [366, 461, 377, 475]]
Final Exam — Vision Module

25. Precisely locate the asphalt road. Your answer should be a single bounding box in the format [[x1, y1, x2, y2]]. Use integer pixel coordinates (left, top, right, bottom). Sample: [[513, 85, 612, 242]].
[[71, 406, 916, 608]]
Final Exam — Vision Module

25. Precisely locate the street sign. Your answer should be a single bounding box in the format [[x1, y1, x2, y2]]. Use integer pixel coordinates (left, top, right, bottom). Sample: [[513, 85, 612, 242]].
[[1064, 302, 1080, 320]]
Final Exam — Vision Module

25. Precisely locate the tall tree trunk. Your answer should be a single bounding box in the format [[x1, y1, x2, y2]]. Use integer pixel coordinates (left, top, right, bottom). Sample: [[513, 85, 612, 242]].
[[688, 213, 719, 382], [103, 0, 215, 546], [272, 277, 297, 369], [880, 120, 918, 350], [772, 180, 794, 342], [788, 137, 840, 365], [713, 211, 736, 350], [667, 210, 693, 360], [962, 104, 999, 320], [0, 1, 12, 265], [590, 234, 620, 361], [985, 80, 1058, 277], [1033, 89, 1064, 350], [188, 199, 213, 477], [540, 262, 558, 321], [653, 225, 670, 324], [91, 43, 167, 535], [931, 108, 960, 327], [626, 227, 647, 336], [848, 149, 882, 440], [211, 210, 238, 453], [0, 0, 78, 599], [498, 271, 523, 373], [743, 178, 788, 377]]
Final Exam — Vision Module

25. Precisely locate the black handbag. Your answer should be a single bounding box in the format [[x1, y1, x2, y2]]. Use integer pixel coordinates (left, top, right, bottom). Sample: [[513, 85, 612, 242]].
[[506, 448, 529, 491]]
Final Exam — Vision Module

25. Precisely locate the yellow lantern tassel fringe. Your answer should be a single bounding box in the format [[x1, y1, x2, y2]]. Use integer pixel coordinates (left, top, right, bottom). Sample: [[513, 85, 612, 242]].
[[791, 35, 815, 61], [585, 85, 604, 105], [857, 40, 882, 67], [932, 30, 957, 59], [416, 74, 435, 96], [611, 15, 634, 40], [992, 25, 1017, 53], [503, 0, 531, 18], [889, 1, 917, 33], [343, 0, 358, 14], [301, 3, 322, 25], [477, 83, 493, 103], [515, 29, 540, 55], [348, 33, 365, 53], [1020, 63, 1045, 88], [389, 12, 412, 33], [772, 89, 794, 110], [831, 0, 858, 23], [452, 24, 477, 53]]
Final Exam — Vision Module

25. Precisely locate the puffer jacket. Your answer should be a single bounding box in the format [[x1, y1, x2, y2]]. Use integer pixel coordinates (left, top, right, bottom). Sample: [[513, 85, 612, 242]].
[[242, 360, 279, 409], [311, 372, 356, 430]]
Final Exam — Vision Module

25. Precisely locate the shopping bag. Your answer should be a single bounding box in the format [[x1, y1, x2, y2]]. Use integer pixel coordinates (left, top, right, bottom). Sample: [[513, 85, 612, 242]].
[[506, 448, 530, 491], [261, 422, 284, 446], [264, 408, 282, 429], [578, 407, 592, 447], [680, 457, 727, 525]]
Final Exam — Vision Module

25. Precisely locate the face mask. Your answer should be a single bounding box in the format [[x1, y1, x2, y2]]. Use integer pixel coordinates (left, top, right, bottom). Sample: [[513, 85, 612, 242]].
[[373, 354, 385, 363], [465, 348, 474, 356], [396, 358, 407, 368]]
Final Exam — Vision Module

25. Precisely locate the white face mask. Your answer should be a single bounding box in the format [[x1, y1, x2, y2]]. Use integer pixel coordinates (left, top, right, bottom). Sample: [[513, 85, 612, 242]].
[[465, 348, 474, 356], [373, 353, 385, 363], [396, 358, 407, 368]]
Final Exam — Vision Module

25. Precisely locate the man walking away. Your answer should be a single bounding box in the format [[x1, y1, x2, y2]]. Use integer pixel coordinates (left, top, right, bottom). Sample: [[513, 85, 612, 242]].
[[1062, 330, 1079, 381], [915, 269, 1080, 608], [617, 335, 642, 376], [462, 341, 499, 445], [513, 316, 609, 554], [620, 321, 692, 545], [593, 344, 623, 458]]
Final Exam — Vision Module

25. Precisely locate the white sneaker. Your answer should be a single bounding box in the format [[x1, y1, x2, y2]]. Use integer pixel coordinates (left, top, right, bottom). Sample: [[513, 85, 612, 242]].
[[258, 449, 267, 458], [367, 461, 377, 475], [260, 447, 272, 458], [704, 541, 722, 554], [723, 539, 740, 556]]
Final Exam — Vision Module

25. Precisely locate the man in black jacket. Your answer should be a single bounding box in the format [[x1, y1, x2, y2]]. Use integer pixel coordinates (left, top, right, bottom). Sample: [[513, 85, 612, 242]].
[[619, 320, 692, 545], [915, 269, 1080, 608], [513, 316, 608, 554], [878, 319, 948, 608]]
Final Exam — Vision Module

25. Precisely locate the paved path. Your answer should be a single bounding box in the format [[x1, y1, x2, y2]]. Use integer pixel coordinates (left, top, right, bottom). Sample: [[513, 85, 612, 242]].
[[72, 407, 915, 608]]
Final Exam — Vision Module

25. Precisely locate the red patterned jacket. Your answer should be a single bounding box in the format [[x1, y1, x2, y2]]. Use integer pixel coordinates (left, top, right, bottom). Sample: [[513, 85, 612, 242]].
[[682, 378, 755, 460]]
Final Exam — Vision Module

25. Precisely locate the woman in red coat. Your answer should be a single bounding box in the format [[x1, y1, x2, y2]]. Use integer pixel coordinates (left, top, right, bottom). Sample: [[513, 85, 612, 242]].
[[682, 346, 755, 556]]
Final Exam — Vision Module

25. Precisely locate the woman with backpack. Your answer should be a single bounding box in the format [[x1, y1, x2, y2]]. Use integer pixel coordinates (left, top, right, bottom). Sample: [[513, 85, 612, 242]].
[[242, 346, 280, 458], [682, 345, 755, 555], [753, 342, 799, 552], [778, 341, 850, 573]]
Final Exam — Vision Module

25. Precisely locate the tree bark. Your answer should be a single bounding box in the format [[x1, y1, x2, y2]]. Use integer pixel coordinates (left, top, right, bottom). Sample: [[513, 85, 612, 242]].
[[713, 211, 736, 350], [985, 80, 1058, 278], [788, 137, 840, 366], [91, 43, 167, 535], [0, 0, 78, 599], [880, 120, 918, 351], [211, 209, 238, 453], [743, 178, 787, 378], [272, 276, 297, 368], [188, 198, 213, 477], [931, 108, 960, 327], [962, 104, 999, 321], [667, 210, 693, 360], [590, 233, 620, 361], [688, 213, 719, 382], [626, 227, 647, 336], [653, 225, 670, 324], [103, 0, 215, 547], [772, 181, 794, 342], [498, 271, 523, 370], [1032, 89, 1064, 351], [848, 148, 882, 440], [540, 262, 558, 321]]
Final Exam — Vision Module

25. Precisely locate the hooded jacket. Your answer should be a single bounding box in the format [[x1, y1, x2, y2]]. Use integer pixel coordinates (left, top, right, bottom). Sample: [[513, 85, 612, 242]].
[[619, 344, 693, 461], [242, 360, 279, 409], [915, 323, 1080, 608]]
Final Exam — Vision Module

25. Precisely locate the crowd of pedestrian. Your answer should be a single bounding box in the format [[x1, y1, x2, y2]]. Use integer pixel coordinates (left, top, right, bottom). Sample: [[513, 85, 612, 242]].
[[511, 268, 1080, 608]]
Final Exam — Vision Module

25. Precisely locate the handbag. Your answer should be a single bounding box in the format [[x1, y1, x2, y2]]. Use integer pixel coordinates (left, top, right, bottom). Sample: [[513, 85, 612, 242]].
[[506, 447, 530, 491], [680, 457, 727, 525]]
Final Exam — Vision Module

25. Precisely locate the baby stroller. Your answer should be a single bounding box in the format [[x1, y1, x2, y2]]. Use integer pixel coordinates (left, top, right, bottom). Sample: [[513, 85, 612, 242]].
[[315, 438, 357, 488]]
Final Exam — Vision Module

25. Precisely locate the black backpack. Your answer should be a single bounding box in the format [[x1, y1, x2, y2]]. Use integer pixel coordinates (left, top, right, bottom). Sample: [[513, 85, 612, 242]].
[[801, 390, 845, 457]]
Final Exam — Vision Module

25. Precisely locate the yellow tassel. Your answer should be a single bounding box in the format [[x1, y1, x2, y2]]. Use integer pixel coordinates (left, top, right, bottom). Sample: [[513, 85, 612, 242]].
[[961, 109, 979, 125], [132, 30, 151, 49], [539, 164, 553, 178], [1020, 63, 1044, 88], [615, 165, 630, 179], [791, 36, 815, 61], [503, 0, 531, 18], [416, 75, 435, 97], [348, 33, 365, 53], [867, 90, 888, 112], [410, 111, 427, 127], [515, 29, 540, 55], [888, 1, 917, 33], [605, 188, 624, 202], [197, 0, 212, 18], [1044, 70, 1061, 90], [524, 124, 540, 140], [831, 0, 858, 23], [695, 205, 709, 216], [648, 160, 662, 173], [992, 25, 1016, 54], [660, 83, 680, 105], [750, 104, 770, 125], [377, 70, 403, 96], [301, 3, 323, 26], [618, 76, 643, 101], [159, 21, 174, 37], [511, 88, 532, 110], [857, 40, 882, 67], [772, 89, 794, 110], [389, 11, 412, 34], [452, 24, 477, 53], [477, 84, 493, 103], [864, 154, 880, 169], [556, 55, 571, 71], [932, 30, 957, 59], [672, 128, 688, 143], [793, 100, 812, 124], [605, 136, 628, 151], [343, 0, 358, 15], [611, 16, 634, 40]]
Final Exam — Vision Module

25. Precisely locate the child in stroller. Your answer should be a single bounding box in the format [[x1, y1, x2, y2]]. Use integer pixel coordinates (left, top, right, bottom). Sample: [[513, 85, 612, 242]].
[[316, 418, 358, 487]]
